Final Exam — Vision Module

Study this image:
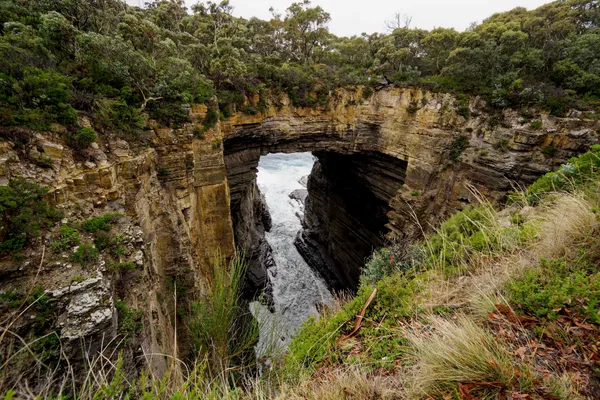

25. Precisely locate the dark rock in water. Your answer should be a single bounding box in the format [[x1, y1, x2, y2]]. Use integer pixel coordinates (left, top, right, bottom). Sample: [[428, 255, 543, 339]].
[[298, 175, 308, 188], [259, 191, 272, 232], [288, 189, 308, 205], [296, 153, 407, 290]]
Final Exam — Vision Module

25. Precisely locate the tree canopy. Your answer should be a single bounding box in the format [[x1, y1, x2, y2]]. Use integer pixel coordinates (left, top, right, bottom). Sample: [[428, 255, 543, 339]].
[[0, 0, 599, 136]]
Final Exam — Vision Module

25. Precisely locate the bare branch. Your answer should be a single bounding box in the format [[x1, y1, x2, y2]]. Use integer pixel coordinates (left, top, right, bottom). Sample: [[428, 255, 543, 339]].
[[385, 12, 412, 32]]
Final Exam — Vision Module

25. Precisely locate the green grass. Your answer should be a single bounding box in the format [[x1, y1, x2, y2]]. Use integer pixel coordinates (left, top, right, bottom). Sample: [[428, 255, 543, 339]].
[[189, 256, 259, 380], [287, 270, 421, 372], [424, 204, 535, 273]]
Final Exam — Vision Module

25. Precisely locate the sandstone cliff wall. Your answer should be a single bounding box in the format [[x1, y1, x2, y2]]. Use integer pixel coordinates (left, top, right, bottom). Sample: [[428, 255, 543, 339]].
[[0, 86, 597, 381]]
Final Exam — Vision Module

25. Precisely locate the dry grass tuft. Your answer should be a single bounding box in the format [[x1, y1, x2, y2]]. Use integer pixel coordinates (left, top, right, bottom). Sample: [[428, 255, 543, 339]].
[[274, 365, 404, 400], [405, 315, 515, 399], [416, 191, 599, 315], [531, 192, 598, 258]]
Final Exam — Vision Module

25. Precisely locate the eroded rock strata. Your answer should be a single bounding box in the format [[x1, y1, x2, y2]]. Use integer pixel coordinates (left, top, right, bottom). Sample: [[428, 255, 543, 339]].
[[1, 87, 598, 381], [222, 87, 598, 292], [296, 151, 407, 289]]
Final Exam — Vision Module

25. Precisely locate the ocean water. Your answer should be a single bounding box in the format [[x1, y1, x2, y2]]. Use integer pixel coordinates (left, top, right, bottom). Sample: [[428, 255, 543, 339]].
[[250, 152, 333, 357]]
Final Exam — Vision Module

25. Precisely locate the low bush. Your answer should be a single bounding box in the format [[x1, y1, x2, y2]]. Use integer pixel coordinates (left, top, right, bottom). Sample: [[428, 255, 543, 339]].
[[0, 178, 62, 253], [93, 231, 112, 251], [507, 256, 600, 324], [449, 135, 469, 162], [50, 225, 80, 253], [523, 145, 600, 204], [203, 107, 219, 129], [157, 167, 170, 177], [530, 120, 543, 130], [115, 300, 143, 337], [425, 205, 534, 271], [71, 243, 99, 265], [67, 127, 97, 149], [81, 213, 121, 233], [493, 138, 510, 152]]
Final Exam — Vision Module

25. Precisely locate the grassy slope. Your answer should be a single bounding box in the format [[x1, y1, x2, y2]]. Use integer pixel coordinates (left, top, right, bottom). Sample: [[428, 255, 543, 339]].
[[279, 145, 600, 399], [3, 147, 600, 398]]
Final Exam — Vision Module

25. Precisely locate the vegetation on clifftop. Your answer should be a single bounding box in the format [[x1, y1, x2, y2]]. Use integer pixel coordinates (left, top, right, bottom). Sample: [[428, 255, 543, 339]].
[[0, 0, 600, 142], [280, 145, 600, 399]]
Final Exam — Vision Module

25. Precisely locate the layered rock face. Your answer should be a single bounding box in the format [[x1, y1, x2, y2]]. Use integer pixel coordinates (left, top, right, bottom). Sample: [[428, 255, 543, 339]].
[[1, 86, 598, 386], [221, 87, 599, 291], [295, 151, 407, 289], [0, 105, 236, 381]]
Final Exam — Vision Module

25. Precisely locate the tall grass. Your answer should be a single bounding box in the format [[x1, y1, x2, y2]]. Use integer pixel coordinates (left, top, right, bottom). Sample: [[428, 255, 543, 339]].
[[188, 255, 260, 387], [421, 186, 535, 275], [1, 255, 269, 399], [405, 316, 517, 399]]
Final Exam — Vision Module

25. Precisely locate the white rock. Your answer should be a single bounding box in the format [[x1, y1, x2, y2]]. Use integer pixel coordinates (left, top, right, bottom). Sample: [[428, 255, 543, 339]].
[[134, 250, 144, 267]]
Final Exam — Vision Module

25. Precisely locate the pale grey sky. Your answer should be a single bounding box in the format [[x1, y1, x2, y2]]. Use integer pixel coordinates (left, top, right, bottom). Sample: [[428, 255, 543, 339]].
[[128, 0, 554, 37]]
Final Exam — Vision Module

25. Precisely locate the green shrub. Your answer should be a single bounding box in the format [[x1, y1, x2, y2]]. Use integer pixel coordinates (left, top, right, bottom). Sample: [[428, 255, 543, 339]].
[[32, 153, 54, 169], [530, 120, 543, 130], [493, 139, 510, 152], [67, 127, 97, 149], [203, 107, 219, 129], [50, 225, 80, 253], [147, 102, 190, 127], [0, 178, 62, 253], [71, 243, 99, 265], [455, 94, 470, 118], [523, 145, 600, 204], [542, 145, 558, 156], [361, 245, 426, 286], [2, 68, 78, 130], [157, 167, 169, 177], [0, 285, 50, 313], [507, 257, 600, 324], [362, 247, 398, 285], [93, 230, 112, 251], [81, 213, 121, 233], [450, 135, 469, 162], [406, 102, 419, 114], [115, 299, 143, 337], [362, 86, 373, 99], [193, 127, 205, 139], [116, 261, 136, 270], [241, 105, 258, 115], [95, 99, 146, 136]]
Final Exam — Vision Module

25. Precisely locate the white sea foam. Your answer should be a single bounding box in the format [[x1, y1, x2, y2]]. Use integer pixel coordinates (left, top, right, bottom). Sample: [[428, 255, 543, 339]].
[[251, 153, 333, 357]]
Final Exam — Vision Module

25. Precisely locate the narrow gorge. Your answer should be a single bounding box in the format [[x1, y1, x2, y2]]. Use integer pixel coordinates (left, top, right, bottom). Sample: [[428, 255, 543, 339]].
[[1, 87, 598, 386]]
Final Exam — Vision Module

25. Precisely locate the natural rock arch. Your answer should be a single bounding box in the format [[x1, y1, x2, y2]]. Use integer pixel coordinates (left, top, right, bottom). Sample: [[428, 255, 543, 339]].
[[219, 87, 598, 291]]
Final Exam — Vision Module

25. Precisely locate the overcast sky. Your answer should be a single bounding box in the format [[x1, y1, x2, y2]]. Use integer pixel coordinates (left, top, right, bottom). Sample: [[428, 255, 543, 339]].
[[231, 0, 554, 36], [129, 0, 554, 37]]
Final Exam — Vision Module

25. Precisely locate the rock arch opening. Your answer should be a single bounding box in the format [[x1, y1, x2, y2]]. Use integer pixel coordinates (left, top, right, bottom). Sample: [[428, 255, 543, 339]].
[[223, 134, 409, 294]]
